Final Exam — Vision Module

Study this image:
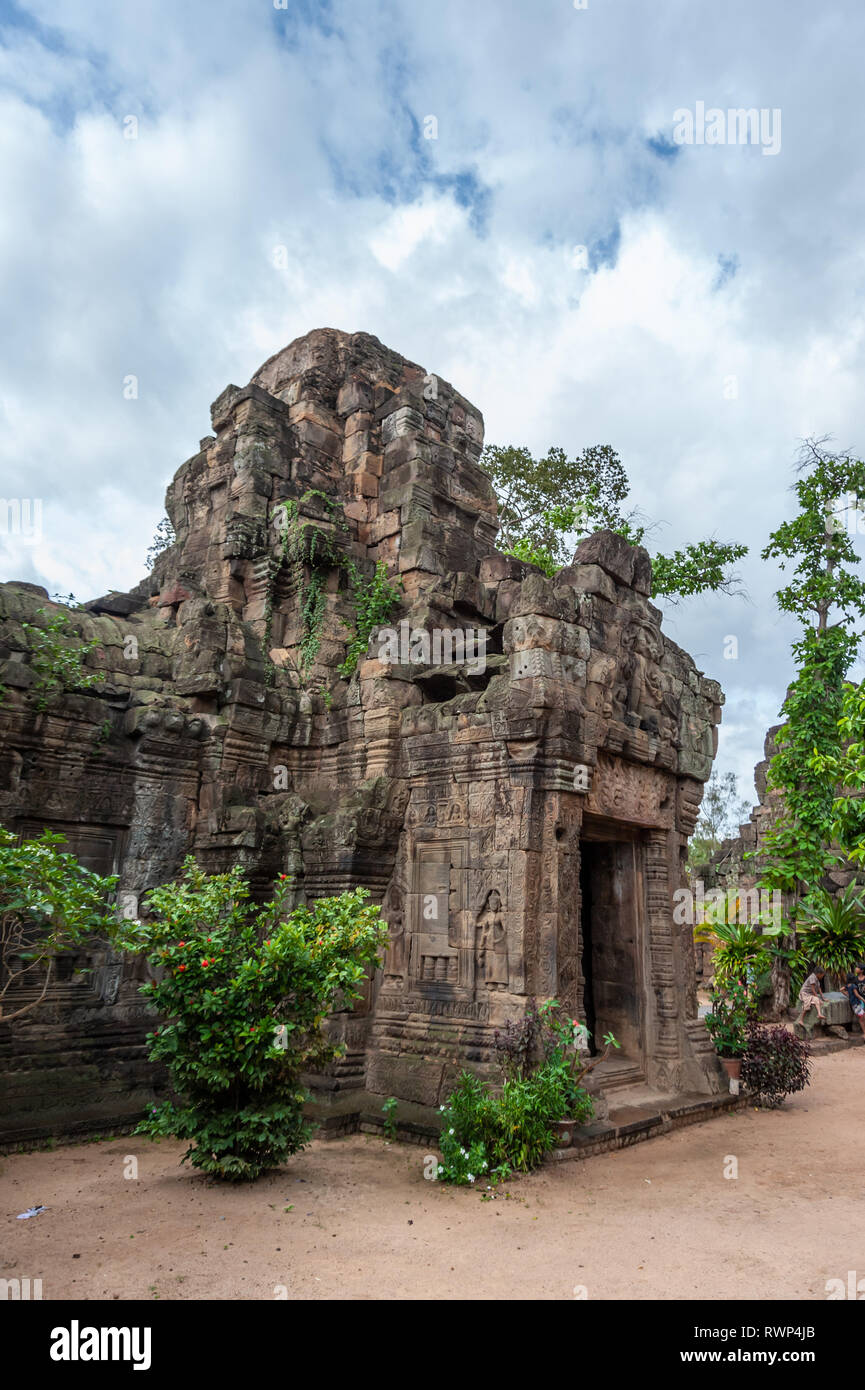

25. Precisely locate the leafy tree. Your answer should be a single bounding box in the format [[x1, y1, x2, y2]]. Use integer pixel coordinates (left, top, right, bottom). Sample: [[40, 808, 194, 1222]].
[[767, 441, 865, 632], [754, 440, 865, 1010], [688, 769, 751, 875], [0, 827, 118, 1022], [481, 442, 747, 599], [116, 860, 387, 1181], [758, 629, 853, 898], [812, 680, 865, 863], [145, 515, 176, 571]]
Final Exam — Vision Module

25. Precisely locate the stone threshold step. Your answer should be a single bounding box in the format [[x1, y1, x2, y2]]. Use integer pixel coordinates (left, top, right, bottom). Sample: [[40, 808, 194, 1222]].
[[545, 1090, 747, 1163]]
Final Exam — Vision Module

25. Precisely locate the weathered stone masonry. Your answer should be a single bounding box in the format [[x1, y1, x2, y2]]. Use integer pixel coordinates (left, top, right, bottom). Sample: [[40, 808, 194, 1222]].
[[0, 328, 725, 1142]]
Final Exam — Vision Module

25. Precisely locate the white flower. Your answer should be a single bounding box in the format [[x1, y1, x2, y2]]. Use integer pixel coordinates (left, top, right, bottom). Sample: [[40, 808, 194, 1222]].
[[449, 1128, 454, 1135], [467, 1174, 475, 1183], [439, 1104, 445, 1112]]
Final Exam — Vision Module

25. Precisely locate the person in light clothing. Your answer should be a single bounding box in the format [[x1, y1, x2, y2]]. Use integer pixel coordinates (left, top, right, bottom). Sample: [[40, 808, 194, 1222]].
[[795, 967, 827, 1028]]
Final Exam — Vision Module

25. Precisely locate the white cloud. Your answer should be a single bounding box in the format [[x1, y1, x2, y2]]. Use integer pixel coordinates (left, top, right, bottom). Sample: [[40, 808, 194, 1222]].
[[369, 194, 466, 272], [1, 0, 864, 797]]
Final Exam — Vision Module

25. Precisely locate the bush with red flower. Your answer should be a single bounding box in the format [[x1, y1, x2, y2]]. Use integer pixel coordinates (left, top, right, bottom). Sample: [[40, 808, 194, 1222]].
[[116, 857, 386, 1181]]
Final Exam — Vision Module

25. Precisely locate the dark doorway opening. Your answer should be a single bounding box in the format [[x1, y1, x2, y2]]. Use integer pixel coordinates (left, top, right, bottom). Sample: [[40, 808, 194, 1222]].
[[579, 829, 645, 1069], [579, 850, 597, 1053]]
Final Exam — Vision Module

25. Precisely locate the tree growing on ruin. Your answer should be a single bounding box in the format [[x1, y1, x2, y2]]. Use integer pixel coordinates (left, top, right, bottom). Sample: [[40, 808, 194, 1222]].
[[755, 439, 865, 1010], [481, 442, 747, 599], [687, 769, 752, 876], [145, 515, 176, 571]]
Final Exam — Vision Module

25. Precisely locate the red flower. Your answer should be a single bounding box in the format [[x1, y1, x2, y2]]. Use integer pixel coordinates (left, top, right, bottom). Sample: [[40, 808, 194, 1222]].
[[178, 941, 185, 948], [202, 959, 209, 967], [179, 964, 186, 972], [279, 874, 287, 880]]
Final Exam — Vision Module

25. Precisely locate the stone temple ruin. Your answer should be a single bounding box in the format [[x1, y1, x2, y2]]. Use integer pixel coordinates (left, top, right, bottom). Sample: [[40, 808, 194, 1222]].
[[0, 328, 729, 1144]]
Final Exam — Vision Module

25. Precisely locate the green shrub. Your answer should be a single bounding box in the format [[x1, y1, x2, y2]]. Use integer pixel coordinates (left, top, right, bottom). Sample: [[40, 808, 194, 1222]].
[[493, 997, 615, 1112], [697, 918, 782, 987], [0, 826, 118, 1022], [117, 860, 387, 1181], [436, 1071, 540, 1183], [437, 1000, 612, 1184]]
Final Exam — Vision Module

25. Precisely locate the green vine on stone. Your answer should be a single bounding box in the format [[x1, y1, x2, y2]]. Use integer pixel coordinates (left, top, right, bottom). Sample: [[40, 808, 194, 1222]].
[[262, 490, 401, 691], [299, 571, 327, 673], [263, 490, 342, 687], [338, 558, 403, 680], [21, 608, 101, 711]]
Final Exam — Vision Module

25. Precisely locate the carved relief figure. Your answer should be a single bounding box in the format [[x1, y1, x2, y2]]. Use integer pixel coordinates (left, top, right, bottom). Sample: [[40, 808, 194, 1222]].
[[614, 616, 667, 732], [475, 888, 508, 992], [382, 881, 406, 979]]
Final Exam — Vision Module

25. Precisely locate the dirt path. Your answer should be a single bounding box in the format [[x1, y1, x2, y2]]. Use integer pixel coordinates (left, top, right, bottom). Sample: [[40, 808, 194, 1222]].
[[3, 1049, 863, 1301]]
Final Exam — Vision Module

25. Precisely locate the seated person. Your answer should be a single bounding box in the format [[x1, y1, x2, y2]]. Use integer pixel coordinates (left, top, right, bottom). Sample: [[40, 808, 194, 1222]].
[[795, 967, 827, 1028], [847, 965, 865, 1039]]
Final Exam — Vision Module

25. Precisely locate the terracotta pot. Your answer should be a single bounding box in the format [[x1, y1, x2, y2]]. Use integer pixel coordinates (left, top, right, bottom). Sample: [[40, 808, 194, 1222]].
[[720, 1057, 742, 1081], [553, 1119, 577, 1148]]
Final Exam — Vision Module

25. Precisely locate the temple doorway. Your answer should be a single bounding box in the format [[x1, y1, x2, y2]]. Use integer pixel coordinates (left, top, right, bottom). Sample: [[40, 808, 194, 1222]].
[[579, 821, 646, 1075]]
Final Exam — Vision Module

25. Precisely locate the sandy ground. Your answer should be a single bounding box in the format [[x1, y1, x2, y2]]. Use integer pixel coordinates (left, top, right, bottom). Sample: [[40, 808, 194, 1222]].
[[2, 1048, 864, 1301]]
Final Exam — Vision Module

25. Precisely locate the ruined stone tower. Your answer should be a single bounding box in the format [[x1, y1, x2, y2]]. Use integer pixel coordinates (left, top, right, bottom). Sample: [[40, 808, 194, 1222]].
[[0, 329, 725, 1140]]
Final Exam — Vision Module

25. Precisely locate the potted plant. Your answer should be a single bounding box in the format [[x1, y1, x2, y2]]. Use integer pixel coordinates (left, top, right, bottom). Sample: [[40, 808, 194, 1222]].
[[704, 981, 751, 1081]]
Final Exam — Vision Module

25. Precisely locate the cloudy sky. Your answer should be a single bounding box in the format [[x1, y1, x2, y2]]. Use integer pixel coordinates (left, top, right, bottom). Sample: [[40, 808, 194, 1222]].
[[1, 0, 864, 809]]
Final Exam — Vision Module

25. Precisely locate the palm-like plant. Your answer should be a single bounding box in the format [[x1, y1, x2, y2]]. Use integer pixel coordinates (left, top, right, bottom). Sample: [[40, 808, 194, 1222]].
[[695, 916, 784, 986], [794, 884, 865, 984]]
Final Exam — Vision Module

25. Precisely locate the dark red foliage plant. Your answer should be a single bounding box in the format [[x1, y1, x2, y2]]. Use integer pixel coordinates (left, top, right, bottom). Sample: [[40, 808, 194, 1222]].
[[741, 1023, 811, 1108]]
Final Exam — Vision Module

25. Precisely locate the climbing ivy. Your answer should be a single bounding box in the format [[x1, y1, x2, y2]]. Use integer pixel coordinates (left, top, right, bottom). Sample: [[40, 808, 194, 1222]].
[[338, 559, 403, 680], [263, 491, 401, 691], [298, 571, 328, 674], [263, 490, 341, 687]]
